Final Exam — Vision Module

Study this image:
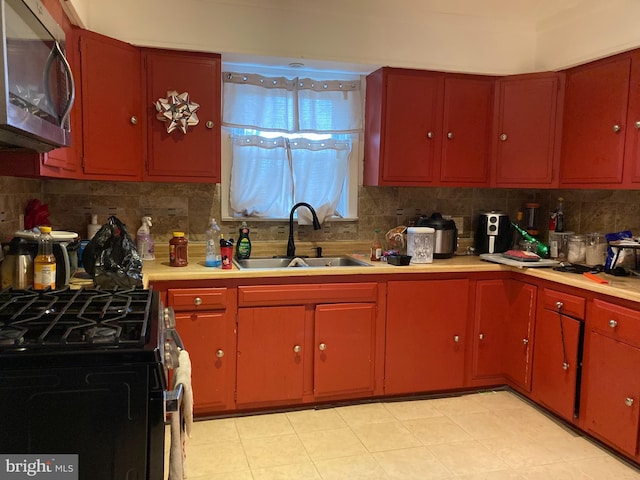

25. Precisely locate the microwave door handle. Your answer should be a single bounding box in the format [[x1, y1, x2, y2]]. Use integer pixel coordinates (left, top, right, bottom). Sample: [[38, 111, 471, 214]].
[[43, 41, 76, 127]]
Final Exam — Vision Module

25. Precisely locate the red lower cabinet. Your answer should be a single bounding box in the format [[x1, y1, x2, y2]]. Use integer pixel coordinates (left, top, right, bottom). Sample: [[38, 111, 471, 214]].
[[582, 299, 640, 458], [314, 303, 377, 398], [236, 306, 306, 406], [531, 289, 585, 422], [385, 279, 470, 394]]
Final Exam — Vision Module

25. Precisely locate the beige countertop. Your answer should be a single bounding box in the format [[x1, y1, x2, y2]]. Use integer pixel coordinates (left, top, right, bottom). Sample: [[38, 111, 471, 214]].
[[139, 242, 640, 304]]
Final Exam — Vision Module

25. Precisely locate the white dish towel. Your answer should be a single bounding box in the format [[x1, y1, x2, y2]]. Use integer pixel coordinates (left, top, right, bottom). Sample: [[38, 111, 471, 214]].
[[169, 349, 193, 480]]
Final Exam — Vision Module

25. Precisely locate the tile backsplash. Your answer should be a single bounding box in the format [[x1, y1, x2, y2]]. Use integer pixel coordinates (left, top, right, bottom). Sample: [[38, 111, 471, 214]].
[[1, 177, 639, 248]]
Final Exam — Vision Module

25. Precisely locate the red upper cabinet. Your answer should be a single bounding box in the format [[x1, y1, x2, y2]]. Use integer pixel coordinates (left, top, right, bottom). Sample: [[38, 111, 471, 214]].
[[143, 49, 221, 183], [492, 72, 564, 188], [364, 67, 492, 187], [560, 53, 632, 187], [440, 76, 493, 185], [365, 68, 442, 186], [78, 29, 144, 180], [625, 52, 640, 184]]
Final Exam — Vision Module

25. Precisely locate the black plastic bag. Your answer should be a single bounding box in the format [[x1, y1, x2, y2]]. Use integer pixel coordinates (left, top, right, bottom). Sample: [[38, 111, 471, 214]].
[[82, 216, 143, 289]]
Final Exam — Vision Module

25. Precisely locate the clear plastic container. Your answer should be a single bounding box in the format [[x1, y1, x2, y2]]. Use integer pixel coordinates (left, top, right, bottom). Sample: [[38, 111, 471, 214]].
[[586, 232, 607, 266], [407, 227, 435, 264], [567, 234, 587, 264], [549, 231, 574, 260]]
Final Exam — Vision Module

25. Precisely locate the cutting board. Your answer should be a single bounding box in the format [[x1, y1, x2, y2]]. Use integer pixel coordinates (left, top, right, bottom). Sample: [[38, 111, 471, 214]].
[[480, 253, 560, 268]]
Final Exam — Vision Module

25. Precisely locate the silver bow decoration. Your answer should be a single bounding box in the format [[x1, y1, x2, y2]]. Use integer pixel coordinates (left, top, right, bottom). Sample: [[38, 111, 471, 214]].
[[155, 90, 200, 134]]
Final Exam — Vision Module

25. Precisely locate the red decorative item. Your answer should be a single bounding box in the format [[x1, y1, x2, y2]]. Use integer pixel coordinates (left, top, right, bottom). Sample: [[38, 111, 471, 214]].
[[24, 199, 50, 230]]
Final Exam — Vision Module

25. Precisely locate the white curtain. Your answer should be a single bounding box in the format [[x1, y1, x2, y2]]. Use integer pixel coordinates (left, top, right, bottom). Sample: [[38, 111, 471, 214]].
[[223, 72, 362, 223], [230, 136, 350, 222]]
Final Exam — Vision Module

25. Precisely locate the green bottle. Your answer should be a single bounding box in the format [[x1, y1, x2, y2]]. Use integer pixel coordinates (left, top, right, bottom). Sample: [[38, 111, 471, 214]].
[[511, 222, 549, 257], [236, 221, 252, 260]]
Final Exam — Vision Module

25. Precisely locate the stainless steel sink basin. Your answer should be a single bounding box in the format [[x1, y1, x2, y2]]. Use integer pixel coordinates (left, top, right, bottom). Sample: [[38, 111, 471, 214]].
[[233, 256, 371, 269]]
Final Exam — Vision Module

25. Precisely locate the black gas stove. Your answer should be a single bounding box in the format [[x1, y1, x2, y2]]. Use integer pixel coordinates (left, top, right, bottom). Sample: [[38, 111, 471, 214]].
[[0, 287, 170, 480]]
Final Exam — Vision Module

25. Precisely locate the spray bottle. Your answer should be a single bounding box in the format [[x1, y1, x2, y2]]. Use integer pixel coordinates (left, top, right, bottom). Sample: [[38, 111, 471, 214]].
[[136, 216, 155, 260]]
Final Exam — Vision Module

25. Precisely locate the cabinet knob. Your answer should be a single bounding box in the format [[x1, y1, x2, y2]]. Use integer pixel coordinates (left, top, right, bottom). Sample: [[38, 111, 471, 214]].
[[635, 121, 640, 129], [562, 362, 570, 370], [555, 301, 563, 310], [453, 335, 460, 343], [626, 397, 634, 407], [522, 338, 529, 345], [216, 349, 224, 358], [447, 132, 454, 139], [609, 319, 618, 328], [193, 297, 202, 306], [479, 333, 484, 340], [206, 120, 214, 129], [427, 131, 434, 139], [130, 116, 138, 125], [293, 345, 301, 353], [318, 343, 327, 351], [613, 124, 622, 133], [499, 133, 508, 141]]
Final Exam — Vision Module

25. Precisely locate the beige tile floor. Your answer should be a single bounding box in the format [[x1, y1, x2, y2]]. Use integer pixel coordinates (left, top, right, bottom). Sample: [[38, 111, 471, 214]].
[[167, 390, 640, 479]]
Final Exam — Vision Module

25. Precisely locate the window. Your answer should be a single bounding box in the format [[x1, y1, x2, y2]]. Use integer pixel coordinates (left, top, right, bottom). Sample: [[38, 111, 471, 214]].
[[221, 68, 362, 223]]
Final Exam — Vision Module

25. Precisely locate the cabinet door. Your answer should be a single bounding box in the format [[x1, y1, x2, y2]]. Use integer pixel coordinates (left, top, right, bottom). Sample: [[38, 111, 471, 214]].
[[385, 279, 469, 394], [380, 69, 443, 185], [625, 53, 640, 184], [531, 308, 583, 421], [79, 30, 143, 179], [440, 77, 492, 185], [144, 49, 221, 182], [175, 311, 235, 414], [493, 73, 563, 187], [561, 55, 631, 185], [583, 332, 640, 457], [314, 303, 376, 398], [472, 280, 508, 381], [503, 280, 537, 390], [236, 306, 305, 405]]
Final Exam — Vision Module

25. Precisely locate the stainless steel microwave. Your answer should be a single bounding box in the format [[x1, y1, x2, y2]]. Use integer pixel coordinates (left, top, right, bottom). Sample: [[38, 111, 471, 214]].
[[0, 0, 75, 152]]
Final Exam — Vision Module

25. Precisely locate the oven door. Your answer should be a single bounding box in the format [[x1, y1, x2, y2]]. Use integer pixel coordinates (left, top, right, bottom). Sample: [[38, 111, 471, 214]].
[[0, 363, 159, 480]]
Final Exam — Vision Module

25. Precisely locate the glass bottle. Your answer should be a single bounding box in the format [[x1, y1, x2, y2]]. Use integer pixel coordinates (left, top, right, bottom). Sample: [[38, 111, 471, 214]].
[[33, 226, 56, 290], [555, 197, 565, 233], [169, 231, 188, 267], [370, 229, 383, 261]]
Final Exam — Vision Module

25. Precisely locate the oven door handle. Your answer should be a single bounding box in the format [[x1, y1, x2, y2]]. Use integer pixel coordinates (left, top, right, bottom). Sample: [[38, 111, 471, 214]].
[[165, 382, 184, 413]]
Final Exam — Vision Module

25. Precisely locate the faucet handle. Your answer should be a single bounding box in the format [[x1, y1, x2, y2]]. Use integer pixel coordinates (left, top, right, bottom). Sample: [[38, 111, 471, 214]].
[[313, 246, 323, 258]]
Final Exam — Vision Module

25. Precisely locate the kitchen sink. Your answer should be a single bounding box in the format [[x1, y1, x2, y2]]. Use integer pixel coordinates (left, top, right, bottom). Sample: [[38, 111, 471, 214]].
[[233, 256, 371, 269]]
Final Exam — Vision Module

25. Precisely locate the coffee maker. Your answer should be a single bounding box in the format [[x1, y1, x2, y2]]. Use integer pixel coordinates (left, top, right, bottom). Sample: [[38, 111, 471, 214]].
[[475, 211, 511, 254]]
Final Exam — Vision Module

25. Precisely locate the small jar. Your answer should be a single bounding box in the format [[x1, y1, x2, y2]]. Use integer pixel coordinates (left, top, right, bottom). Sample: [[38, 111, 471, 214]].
[[586, 232, 607, 266], [169, 231, 188, 267], [567, 234, 587, 264], [549, 231, 574, 260]]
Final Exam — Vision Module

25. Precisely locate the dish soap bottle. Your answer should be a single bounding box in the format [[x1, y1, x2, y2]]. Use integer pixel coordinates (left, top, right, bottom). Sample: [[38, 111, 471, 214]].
[[236, 221, 251, 260], [205, 218, 222, 267], [370, 229, 382, 261], [136, 216, 155, 260]]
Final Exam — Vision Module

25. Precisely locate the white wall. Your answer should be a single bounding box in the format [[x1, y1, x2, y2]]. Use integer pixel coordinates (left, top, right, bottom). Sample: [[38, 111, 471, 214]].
[[68, 0, 640, 75]]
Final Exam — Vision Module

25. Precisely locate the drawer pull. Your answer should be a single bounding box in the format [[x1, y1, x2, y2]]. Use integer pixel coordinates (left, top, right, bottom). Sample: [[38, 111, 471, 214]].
[[522, 338, 529, 345], [479, 333, 484, 340], [555, 301, 563, 310], [453, 335, 460, 343], [562, 362, 570, 370], [625, 397, 634, 407], [216, 349, 224, 358], [193, 297, 203, 306], [293, 345, 301, 353], [318, 343, 327, 351], [609, 319, 618, 328]]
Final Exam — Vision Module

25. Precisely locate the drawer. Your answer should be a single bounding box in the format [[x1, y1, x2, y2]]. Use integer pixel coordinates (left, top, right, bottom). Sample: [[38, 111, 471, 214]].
[[591, 299, 640, 347], [168, 288, 229, 311], [238, 282, 378, 307], [541, 288, 586, 320]]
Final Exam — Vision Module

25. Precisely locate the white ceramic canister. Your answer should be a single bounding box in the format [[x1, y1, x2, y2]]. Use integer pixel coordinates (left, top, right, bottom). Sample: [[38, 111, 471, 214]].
[[407, 227, 435, 264]]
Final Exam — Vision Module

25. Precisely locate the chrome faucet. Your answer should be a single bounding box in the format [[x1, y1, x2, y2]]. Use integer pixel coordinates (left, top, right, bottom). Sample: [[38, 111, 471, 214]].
[[287, 202, 321, 257]]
